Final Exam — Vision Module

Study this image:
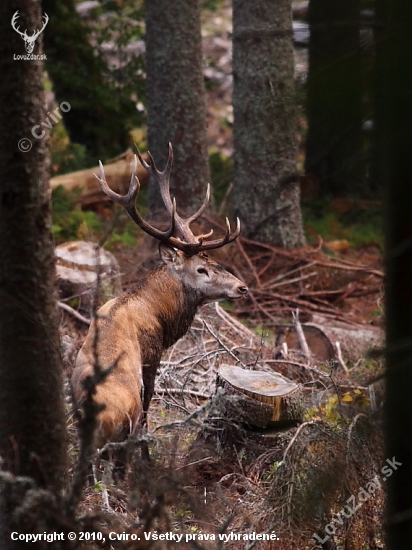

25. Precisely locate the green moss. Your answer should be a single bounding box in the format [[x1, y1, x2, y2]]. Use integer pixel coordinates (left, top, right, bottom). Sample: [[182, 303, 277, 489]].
[[209, 151, 233, 209], [49, 117, 89, 175], [302, 198, 383, 250], [51, 185, 142, 246]]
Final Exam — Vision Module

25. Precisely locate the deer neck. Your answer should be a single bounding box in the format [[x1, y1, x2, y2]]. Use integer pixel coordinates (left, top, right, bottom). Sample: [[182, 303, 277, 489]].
[[130, 265, 201, 349]]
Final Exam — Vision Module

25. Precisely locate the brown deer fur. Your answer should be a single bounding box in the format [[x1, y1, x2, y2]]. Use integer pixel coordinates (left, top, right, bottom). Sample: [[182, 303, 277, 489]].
[[72, 245, 248, 450]]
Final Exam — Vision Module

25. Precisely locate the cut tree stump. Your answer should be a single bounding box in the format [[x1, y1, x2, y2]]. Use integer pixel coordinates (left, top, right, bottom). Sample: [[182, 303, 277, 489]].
[[55, 241, 122, 315], [310, 315, 383, 363], [191, 365, 304, 462], [215, 364, 304, 428], [274, 324, 335, 362]]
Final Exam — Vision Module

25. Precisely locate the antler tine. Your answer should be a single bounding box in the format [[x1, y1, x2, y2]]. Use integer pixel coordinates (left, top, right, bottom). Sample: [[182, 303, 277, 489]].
[[136, 143, 198, 246], [171, 217, 240, 255], [32, 13, 49, 39], [135, 143, 174, 214], [11, 12, 26, 38], [194, 217, 241, 251], [95, 156, 175, 241], [95, 159, 138, 208], [185, 183, 211, 226]]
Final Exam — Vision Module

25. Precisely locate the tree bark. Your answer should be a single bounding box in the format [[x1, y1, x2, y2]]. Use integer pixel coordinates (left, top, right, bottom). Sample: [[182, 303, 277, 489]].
[[0, 0, 67, 504], [305, 0, 365, 197], [232, 0, 305, 247], [144, 0, 211, 215], [375, 0, 412, 547]]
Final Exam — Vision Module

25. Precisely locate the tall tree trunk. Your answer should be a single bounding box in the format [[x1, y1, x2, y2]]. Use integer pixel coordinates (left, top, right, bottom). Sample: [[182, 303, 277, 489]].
[[232, 0, 305, 247], [305, 0, 365, 197], [0, 0, 67, 533], [144, 0, 211, 215], [376, 0, 412, 547]]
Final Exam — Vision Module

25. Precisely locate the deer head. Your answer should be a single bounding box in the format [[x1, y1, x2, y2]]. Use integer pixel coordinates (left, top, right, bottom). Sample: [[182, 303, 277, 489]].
[[12, 11, 49, 54]]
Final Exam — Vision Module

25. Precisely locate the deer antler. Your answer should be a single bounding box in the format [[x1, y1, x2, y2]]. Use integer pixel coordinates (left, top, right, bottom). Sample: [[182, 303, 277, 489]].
[[95, 155, 176, 242], [11, 12, 27, 39], [95, 144, 240, 256], [30, 13, 49, 41], [135, 143, 240, 254], [11, 11, 48, 40]]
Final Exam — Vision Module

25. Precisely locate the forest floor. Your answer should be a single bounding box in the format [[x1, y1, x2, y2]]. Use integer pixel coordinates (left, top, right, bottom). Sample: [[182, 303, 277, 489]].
[[61, 237, 385, 550]]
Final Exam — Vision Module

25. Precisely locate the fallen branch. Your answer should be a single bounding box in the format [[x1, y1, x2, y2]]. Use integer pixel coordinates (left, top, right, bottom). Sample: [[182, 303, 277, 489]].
[[154, 388, 210, 399], [203, 321, 248, 368], [335, 341, 349, 376], [292, 309, 311, 360], [282, 421, 318, 463], [235, 236, 261, 288], [57, 301, 91, 325]]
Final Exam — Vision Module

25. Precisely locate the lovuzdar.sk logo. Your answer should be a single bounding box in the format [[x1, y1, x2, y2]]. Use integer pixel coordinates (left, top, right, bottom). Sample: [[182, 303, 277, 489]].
[[11, 10, 48, 60]]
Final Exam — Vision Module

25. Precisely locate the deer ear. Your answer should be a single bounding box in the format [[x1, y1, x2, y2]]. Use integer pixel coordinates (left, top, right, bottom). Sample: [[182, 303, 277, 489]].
[[159, 244, 178, 264]]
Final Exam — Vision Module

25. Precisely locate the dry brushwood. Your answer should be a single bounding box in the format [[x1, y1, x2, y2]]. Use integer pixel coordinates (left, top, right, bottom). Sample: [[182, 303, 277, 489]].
[[154, 303, 372, 409], [201, 218, 383, 328], [248, 415, 384, 548]]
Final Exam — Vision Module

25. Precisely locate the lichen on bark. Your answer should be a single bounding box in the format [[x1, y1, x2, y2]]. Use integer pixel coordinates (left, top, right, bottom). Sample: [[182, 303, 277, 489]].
[[144, 0, 211, 216], [0, 0, 67, 498], [232, 0, 305, 247]]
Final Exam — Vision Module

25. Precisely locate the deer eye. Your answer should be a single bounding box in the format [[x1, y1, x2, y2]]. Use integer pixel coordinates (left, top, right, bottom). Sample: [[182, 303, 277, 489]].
[[197, 267, 209, 276]]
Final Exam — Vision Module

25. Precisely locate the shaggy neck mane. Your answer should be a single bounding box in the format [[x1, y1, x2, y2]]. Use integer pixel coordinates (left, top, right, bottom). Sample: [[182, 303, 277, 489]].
[[127, 264, 201, 349]]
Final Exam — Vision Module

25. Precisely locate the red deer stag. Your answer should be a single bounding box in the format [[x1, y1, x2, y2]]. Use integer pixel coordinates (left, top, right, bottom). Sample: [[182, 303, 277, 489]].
[[72, 144, 248, 460]]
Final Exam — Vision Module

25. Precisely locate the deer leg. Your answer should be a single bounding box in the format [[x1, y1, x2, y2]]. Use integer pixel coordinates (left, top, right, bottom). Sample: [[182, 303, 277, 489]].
[[110, 445, 129, 482]]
